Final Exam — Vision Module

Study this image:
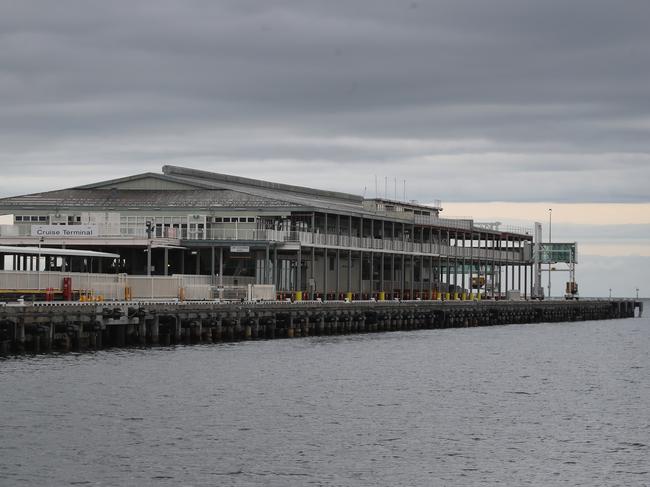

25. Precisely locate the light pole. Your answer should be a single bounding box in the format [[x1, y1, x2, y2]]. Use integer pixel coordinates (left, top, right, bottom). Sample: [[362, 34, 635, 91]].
[[636, 287, 639, 299], [609, 288, 612, 299], [547, 208, 553, 299]]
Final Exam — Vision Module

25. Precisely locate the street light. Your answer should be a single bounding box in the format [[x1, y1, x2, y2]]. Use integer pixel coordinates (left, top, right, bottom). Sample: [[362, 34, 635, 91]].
[[609, 288, 612, 299], [548, 208, 553, 299], [636, 287, 639, 299]]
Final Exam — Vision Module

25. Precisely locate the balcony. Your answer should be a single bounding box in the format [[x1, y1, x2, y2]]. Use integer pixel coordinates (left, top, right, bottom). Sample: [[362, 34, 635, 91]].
[[0, 224, 529, 263]]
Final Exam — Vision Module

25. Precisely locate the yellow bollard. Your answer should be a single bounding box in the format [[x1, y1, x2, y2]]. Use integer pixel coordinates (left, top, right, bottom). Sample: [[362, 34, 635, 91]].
[[295, 290, 303, 301], [477, 292, 482, 301], [453, 292, 459, 300], [445, 292, 451, 301], [346, 291, 353, 301], [461, 292, 467, 301], [378, 291, 385, 301]]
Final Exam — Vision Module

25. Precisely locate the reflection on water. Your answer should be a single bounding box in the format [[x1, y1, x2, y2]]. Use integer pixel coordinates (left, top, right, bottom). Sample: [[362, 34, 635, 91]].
[[1, 316, 648, 486]]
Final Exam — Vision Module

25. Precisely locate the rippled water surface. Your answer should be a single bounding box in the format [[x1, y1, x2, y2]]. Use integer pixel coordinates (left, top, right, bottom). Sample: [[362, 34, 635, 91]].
[[1, 313, 648, 486]]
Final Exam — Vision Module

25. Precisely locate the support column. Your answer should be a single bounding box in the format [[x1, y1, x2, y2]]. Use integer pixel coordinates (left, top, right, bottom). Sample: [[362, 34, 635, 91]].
[[493, 234, 498, 299], [297, 247, 302, 292], [219, 247, 224, 288], [462, 232, 466, 298], [273, 246, 278, 290], [469, 231, 474, 298], [400, 255, 405, 298], [524, 263, 528, 299], [336, 249, 340, 297], [370, 252, 374, 297], [359, 250, 363, 297], [499, 237, 510, 295], [311, 246, 315, 295], [512, 243, 516, 291], [323, 249, 327, 298], [347, 249, 352, 294], [446, 230, 451, 292], [380, 252, 385, 296], [323, 213, 328, 297], [210, 246, 215, 282]]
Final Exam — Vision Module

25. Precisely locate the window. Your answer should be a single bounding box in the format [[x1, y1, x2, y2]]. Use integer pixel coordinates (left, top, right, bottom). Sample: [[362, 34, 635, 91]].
[[247, 217, 255, 223], [214, 217, 223, 223], [15, 216, 22, 222], [223, 217, 231, 223], [30, 216, 39, 221], [39, 216, 48, 222]]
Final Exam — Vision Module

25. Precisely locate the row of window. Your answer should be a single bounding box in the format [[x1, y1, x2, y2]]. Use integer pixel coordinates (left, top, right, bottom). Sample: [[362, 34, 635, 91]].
[[213, 217, 256, 223], [15, 215, 83, 223], [14, 215, 256, 224], [14, 216, 48, 222]]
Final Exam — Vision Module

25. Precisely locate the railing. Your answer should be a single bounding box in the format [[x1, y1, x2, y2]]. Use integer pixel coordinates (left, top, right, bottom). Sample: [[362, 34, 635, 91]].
[[474, 222, 532, 236], [415, 215, 473, 230], [0, 225, 528, 262]]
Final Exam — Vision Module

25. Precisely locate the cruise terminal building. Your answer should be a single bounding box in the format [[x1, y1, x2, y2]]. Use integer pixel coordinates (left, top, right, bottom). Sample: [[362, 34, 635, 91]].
[[0, 166, 539, 300]]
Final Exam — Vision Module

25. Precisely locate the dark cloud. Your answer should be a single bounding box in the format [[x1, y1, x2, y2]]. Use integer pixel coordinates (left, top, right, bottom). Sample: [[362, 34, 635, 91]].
[[0, 0, 649, 202]]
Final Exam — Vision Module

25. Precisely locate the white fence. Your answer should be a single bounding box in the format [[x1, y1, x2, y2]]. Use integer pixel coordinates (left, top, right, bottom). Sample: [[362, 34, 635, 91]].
[[0, 270, 259, 301]]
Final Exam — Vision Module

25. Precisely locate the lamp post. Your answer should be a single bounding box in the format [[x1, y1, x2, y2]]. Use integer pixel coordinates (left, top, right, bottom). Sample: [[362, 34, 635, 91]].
[[609, 288, 612, 299], [636, 287, 639, 299], [548, 208, 553, 299]]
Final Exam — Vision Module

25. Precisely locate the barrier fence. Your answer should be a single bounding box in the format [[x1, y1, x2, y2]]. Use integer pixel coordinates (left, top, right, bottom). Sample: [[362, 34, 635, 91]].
[[0, 270, 265, 301]]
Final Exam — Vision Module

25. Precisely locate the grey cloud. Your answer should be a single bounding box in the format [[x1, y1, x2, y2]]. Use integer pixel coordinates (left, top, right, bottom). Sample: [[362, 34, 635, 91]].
[[0, 0, 649, 202]]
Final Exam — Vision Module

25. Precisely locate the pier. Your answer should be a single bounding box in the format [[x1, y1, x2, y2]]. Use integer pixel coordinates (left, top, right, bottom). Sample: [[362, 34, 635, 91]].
[[0, 299, 642, 355]]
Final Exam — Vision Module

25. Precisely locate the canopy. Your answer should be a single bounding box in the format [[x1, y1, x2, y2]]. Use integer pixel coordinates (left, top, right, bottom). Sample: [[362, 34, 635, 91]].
[[0, 245, 120, 259]]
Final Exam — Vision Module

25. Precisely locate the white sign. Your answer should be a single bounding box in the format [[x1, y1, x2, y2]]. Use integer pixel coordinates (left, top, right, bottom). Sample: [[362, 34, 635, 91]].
[[31, 225, 98, 238], [230, 245, 250, 253]]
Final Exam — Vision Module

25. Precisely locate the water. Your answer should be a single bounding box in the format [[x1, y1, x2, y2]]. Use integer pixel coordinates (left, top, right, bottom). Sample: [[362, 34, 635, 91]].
[[1, 313, 648, 486]]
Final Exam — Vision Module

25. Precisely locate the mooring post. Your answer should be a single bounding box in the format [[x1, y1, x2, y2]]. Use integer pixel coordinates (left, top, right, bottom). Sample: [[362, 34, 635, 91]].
[[174, 316, 182, 343], [16, 320, 25, 353], [151, 315, 159, 345], [139, 320, 147, 346]]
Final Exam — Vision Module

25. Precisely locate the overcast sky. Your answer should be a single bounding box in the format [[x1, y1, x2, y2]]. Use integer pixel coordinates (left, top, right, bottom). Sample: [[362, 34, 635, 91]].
[[0, 1, 648, 295]]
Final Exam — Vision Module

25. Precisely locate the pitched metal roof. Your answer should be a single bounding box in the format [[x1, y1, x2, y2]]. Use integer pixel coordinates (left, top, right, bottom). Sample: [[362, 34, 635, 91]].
[[0, 188, 296, 210], [160, 165, 367, 214], [0, 165, 450, 222]]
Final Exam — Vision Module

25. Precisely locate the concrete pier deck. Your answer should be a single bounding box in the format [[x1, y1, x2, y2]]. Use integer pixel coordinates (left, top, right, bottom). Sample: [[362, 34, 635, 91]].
[[0, 299, 642, 355]]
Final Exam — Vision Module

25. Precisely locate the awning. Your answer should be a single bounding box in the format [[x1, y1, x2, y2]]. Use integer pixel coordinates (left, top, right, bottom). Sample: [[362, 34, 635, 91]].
[[0, 245, 120, 259]]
